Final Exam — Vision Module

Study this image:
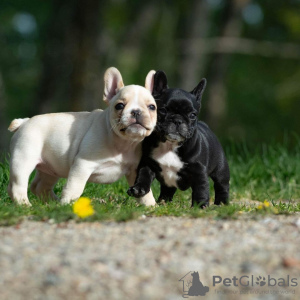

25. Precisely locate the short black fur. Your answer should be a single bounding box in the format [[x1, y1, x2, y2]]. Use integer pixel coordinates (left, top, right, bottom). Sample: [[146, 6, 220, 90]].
[[128, 71, 230, 208]]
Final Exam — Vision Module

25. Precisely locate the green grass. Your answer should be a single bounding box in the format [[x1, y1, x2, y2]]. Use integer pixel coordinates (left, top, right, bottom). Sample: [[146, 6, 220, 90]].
[[0, 138, 299, 225]]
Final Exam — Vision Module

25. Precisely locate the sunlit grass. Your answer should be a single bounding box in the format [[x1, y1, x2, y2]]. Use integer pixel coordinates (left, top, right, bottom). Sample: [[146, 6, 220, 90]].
[[0, 137, 299, 225]]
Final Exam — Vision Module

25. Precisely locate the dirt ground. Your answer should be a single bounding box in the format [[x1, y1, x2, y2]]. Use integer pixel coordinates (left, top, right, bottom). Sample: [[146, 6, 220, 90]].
[[0, 214, 300, 300]]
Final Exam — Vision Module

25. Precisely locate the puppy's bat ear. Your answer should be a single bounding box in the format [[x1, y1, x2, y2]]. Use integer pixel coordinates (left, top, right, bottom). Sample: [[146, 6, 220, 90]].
[[191, 78, 207, 103], [103, 67, 125, 104], [145, 70, 155, 93], [152, 71, 168, 96]]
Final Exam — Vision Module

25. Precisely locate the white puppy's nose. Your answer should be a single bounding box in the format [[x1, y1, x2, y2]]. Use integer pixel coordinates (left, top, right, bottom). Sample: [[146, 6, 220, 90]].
[[131, 109, 141, 118]]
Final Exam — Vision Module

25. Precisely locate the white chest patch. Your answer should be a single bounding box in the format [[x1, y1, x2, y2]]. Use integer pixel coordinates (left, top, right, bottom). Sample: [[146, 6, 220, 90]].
[[88, 151, 136, 184], [152, 142, 184, 187], [88, 156, 126, 184]]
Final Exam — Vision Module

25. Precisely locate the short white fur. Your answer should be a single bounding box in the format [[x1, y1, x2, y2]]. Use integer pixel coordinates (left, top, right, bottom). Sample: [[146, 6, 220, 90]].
[[7, 67, 157, 207], [152, 142, 184, 187], [119, 86, 148, 138]]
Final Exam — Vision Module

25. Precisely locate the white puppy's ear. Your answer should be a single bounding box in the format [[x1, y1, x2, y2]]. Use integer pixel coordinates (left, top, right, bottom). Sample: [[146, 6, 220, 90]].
[[145, 70, 155, 93], [103, 67, 125, 104]]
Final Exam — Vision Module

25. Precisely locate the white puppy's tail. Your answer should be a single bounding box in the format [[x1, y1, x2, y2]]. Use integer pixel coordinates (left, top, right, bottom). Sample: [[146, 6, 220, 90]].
[[8, 118, 30, 132]]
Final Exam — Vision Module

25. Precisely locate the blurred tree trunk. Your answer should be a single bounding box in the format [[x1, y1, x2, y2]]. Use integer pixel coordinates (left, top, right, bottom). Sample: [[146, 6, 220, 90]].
[[115, 3, 158, 81], [0, 72, 8, 152], [205, 0, 250, 130], [35, 0, 102, 114], [179, 0, 210, 90]]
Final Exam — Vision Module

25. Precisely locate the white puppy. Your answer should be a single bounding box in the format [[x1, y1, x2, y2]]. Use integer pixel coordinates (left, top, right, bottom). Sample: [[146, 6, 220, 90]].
[[7, 67, 157, 206]]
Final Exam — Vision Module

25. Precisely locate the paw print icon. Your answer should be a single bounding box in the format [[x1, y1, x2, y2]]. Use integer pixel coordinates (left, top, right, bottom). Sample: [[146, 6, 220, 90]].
[[256, 276, 266, 286]]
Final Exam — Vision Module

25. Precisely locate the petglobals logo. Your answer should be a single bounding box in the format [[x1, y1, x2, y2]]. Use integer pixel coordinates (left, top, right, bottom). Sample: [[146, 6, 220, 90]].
[[213, 275, 298, 288], [178, 272, 298, 298], [179, 271, 209, 298]]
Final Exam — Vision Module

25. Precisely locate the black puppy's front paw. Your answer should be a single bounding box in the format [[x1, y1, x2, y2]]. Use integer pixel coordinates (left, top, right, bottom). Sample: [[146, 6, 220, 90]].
[[127, 185, 148, 197], [191, 199, 209, 209]]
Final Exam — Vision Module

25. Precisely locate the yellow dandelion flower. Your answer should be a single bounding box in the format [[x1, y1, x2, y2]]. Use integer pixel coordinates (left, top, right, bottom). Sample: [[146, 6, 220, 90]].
[[257, 204, 263, 210], [263, 200, 270, 207], [72, 197, 95, 218]]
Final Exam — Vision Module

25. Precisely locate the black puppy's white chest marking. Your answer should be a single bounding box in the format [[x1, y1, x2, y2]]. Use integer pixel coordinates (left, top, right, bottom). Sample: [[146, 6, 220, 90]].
[[151, 142, 184, 187]]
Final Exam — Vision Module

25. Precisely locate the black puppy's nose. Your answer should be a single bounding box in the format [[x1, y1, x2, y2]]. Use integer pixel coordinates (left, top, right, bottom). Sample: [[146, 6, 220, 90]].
[[131, 109, 141, 118], [173, 118, 182, 126]]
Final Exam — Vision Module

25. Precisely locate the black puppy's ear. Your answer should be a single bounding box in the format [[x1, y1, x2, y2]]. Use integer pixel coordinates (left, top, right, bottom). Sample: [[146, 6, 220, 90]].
[[152, 70, 168, 96], [191, 78, 207, 102]]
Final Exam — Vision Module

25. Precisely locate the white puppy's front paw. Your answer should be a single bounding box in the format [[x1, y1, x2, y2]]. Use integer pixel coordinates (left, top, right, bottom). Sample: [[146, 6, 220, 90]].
[[20, 200, 32, 206], [9, 193, 32, 206], [139, 191, 157, 207], [60, 197, 73, 205]]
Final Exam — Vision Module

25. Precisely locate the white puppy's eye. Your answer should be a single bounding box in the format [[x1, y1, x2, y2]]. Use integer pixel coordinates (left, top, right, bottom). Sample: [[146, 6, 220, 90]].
[[148, 104, 156, 111], [115, 103, 125, 110]]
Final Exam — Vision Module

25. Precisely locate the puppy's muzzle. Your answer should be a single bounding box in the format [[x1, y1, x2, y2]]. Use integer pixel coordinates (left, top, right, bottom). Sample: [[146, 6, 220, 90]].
[[120, 110, 151, 132], [120, 122, 151, 132], [131, 109, 141, 118], [164, 119, 190, 142], [172, 118, 183, 126]]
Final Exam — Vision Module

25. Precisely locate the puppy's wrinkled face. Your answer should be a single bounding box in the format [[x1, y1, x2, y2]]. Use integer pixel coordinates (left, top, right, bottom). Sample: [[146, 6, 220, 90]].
[[103, 67, 157, 142], [156, 89, 199, 143], [152, 70, 206, 144], [110, 85, 157, 141]]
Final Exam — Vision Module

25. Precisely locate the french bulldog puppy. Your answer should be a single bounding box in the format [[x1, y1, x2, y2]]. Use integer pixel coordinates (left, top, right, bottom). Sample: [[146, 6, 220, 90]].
[[8, 67, 157, 206], [127, 71, 230, 208]]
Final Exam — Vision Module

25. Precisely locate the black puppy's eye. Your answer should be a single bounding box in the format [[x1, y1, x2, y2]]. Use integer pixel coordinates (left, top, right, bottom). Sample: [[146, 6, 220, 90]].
[[148, 104, 156, 111], [190, 113, 197, 120], [159, 108, 167, 115], [115, 103, 125, 110]]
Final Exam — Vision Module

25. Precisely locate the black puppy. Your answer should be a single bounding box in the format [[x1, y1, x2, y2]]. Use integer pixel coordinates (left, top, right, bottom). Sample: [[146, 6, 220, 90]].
[[128, 71, 230, 208]]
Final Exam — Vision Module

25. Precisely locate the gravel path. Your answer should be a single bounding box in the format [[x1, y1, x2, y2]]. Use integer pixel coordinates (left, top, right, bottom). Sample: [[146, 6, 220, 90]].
[[1, 214, 300, 300]]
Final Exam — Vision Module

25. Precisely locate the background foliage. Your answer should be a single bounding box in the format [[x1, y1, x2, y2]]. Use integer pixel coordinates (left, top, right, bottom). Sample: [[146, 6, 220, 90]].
[[1, 0, 300, 151]]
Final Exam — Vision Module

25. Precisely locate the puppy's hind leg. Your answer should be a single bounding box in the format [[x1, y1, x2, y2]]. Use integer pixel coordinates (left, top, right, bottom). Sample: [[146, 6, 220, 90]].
[[211, 162, 230, 205], [8, 160, 36, 206], [30, 170, 59, 201]]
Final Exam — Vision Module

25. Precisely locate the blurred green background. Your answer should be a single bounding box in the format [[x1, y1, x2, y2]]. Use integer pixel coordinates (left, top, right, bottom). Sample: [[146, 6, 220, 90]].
[[1, 0, 300, 152]]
